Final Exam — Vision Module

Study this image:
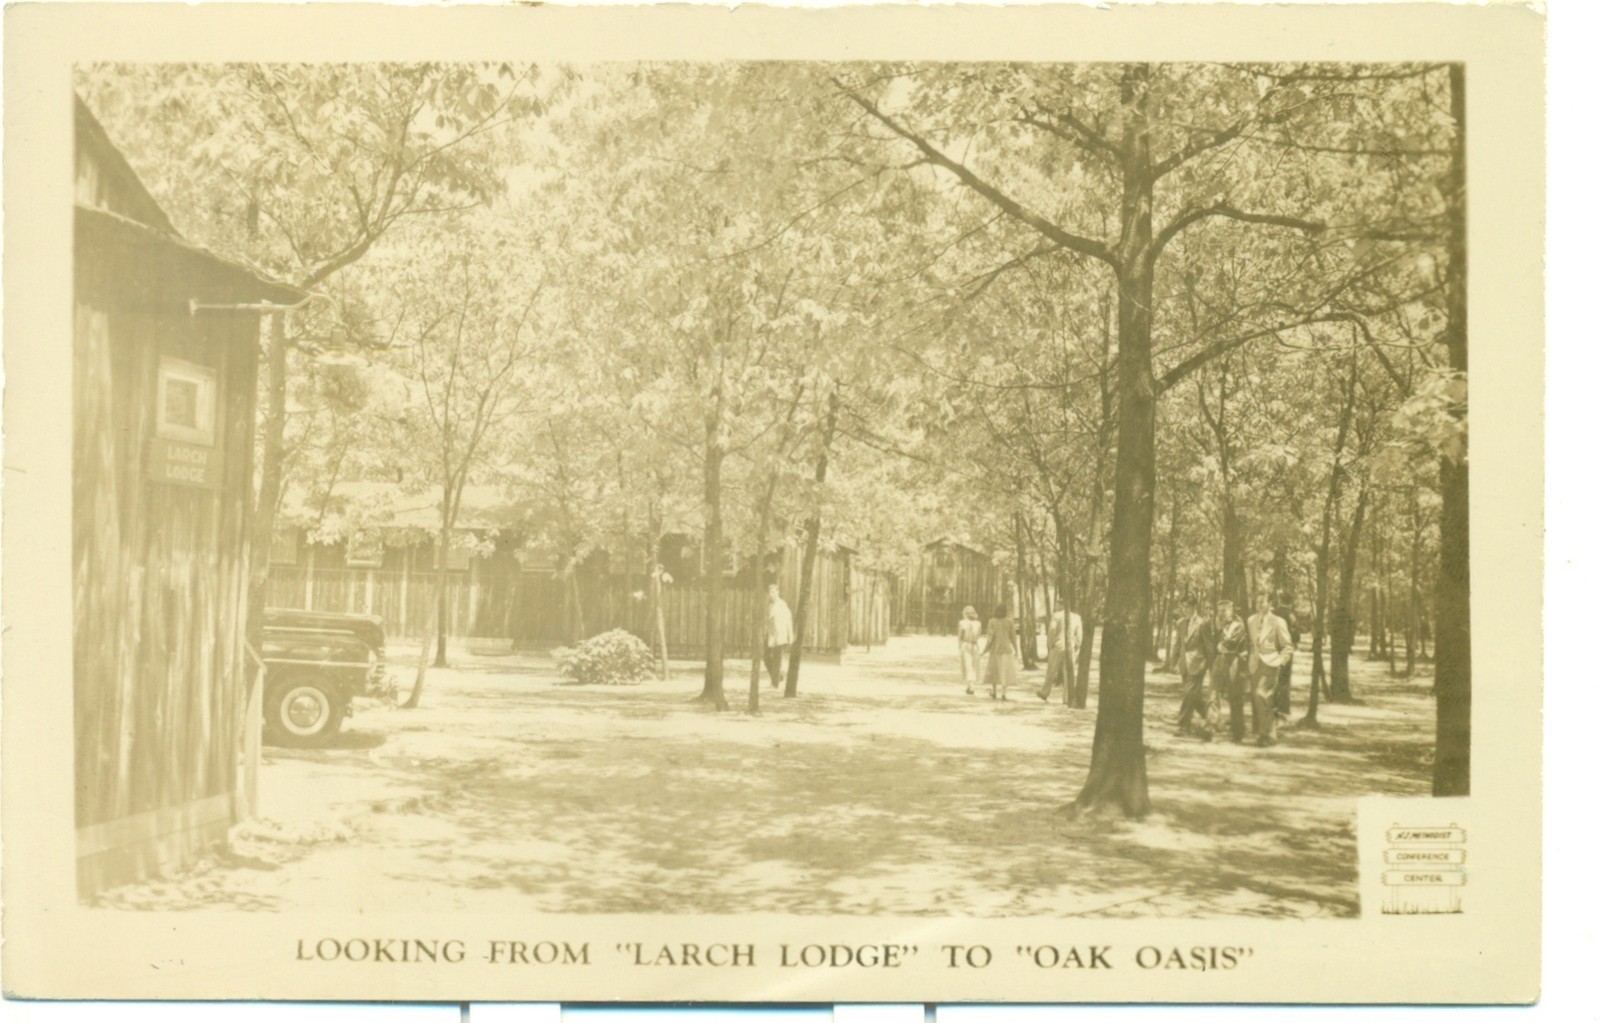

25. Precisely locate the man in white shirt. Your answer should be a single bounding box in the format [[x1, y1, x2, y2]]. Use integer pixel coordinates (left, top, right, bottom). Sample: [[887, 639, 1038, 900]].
[[1246, 593, 1295, 746], [1035, 606, 1083, 703], [764, 583, 795, 689]]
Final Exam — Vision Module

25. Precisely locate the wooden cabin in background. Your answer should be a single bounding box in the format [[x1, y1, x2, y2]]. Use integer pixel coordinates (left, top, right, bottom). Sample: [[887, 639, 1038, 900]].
[[265, 488, 893, 660], [73, 96, 305, 896], [895, 539, 1008, 635]]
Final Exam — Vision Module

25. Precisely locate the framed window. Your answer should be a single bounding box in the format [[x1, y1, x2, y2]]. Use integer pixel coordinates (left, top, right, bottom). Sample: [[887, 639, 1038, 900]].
[[345, 530, 385, 568], [155, 357, 218, 446]]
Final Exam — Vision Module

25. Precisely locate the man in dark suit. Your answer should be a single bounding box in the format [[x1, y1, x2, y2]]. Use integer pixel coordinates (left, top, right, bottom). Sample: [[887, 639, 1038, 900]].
[[1173, 597, 1216, 737], [1209, 600, 1249, 742]]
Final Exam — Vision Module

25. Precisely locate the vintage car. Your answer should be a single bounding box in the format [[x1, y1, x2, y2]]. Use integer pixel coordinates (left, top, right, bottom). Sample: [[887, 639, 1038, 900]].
[[261, 607, 391, 747]]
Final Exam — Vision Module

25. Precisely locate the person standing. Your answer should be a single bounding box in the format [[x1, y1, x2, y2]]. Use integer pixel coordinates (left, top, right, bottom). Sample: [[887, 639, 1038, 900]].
[[763, 583, 795, 689], [1246, 592, 1295, 746], [1173, 597, 1215, 737], [982, 603, 1020, 701], [957, 605, 983, 695], [1272, 594, 1301, 720], [1035, 605, 1083, 703], [1209, 599, 1249, 742], [1163, 605, 1186, 674]]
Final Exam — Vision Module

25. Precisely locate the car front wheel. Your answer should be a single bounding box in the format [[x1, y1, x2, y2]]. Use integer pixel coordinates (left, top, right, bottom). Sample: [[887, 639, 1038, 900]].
[[264, 673, 346, 747]]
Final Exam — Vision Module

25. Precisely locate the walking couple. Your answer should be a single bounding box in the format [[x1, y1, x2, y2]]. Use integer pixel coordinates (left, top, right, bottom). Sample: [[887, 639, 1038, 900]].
[[956, 604, 1028, 701]]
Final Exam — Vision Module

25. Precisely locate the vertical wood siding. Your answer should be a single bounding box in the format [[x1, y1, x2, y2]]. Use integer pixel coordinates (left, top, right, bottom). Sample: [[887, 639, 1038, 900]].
[[896, 544, 1008, 635], [266, 539, 895, 657], [74, 267, 257, 891]]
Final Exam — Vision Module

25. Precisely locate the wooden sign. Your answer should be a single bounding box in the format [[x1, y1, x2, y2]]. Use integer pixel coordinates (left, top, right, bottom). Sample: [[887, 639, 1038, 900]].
[[146, 435, 221, 490]]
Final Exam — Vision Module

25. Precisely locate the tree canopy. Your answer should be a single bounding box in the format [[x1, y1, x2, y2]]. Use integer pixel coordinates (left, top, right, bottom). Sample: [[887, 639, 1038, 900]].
[[81, 59, 1467, 807]]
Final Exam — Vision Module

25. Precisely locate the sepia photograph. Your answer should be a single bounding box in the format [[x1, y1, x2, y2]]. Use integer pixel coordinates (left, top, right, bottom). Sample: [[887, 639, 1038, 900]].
[[69, 55, 1470, 917], [4, 1, 1544, 1005]]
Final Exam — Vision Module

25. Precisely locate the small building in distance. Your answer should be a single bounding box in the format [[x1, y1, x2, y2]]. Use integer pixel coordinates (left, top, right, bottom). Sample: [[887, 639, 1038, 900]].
[[73, 96, 305, 896], [895, 539, 1008, 635]]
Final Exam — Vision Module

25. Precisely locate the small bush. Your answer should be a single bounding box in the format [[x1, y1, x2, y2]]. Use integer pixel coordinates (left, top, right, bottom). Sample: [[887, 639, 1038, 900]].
[[553, 629, 655, 686]]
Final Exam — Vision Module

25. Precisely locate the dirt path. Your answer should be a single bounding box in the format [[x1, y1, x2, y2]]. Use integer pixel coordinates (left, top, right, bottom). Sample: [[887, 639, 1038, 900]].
[[95, 636, 1435, 917]]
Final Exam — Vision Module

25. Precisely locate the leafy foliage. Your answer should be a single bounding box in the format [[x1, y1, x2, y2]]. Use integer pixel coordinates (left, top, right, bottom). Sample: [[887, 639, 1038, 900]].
[[553, 629, 657, 687]]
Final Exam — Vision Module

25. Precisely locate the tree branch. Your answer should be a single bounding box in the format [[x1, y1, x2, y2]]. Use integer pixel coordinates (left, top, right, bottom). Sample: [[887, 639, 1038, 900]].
[[1153, 202, 1326, 261], [833, 79, 1117, 269]]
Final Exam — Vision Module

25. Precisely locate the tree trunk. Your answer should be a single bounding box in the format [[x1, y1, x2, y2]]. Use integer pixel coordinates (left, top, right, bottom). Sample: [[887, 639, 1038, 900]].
[[1069, 296, 1113, 712], [1014, 512, 1039, 669], [1434, 62, 1471, 796], [1070, 64, 1155, 819], [648, 503, 669, 679], [567, 561, 587, 644], [697, 415, 728, 709], [240, 311, 289, 819], [1382, 505, 1398, 677], [1304, 355, 1359, 727], [1160, 487, 1181, 672], [405, 498, 454, 710], [747, 476, 780, 715], [1330, 486, 1368, 703], [1406, 486, 1421, 678], [1070, 492, 1102, 710], [787, 388, 839, 697]]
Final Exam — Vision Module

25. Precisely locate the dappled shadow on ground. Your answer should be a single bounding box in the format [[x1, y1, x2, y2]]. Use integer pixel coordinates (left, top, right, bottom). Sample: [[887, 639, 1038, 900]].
[[99, 639, 1434, 917]]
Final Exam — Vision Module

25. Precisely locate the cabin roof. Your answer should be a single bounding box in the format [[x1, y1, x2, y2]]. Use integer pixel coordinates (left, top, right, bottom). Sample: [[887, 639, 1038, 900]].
[[76, 204, 307, 306], [281, 482, 537, 534], [924, 537, 990, 557], [75, 94, 305, 306]]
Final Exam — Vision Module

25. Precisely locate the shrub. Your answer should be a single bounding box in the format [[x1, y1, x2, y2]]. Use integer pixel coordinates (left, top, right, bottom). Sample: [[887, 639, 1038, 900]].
[[552, 629, 655, 686]]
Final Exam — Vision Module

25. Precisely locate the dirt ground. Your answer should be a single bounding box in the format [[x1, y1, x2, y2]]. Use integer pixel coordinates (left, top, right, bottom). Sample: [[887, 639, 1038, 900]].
[[95, 635, 1436, 918]]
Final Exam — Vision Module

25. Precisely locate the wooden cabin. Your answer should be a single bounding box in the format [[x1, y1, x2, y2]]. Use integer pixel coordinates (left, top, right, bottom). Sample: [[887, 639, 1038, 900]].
[[896, 539, 1008, 635], [265, 503, 894, 660], [73, 96, 304, 896]]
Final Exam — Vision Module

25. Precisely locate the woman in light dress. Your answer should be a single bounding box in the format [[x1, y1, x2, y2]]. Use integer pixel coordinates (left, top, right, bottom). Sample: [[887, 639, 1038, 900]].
[[981, 603, 1021, 701], [957, 605, 984, 694]]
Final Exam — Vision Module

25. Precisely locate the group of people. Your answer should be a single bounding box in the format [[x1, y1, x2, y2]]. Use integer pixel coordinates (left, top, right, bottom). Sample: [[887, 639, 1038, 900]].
[[1171, 592, 1298, 747], [952, 592, 1300, 748], [957, 603, 1084, 703], [771, 577, 1298, 749]]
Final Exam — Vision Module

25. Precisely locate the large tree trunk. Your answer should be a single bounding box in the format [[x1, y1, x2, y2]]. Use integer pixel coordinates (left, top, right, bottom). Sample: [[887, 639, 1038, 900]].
[[698, 423, 729, 710], [1071, 64, 1155, 818], [1434, 63, 1470, 796], [1069, 297, 1113, 711], [786, 387, 838, 698], [1069, 494, 1102, 710]]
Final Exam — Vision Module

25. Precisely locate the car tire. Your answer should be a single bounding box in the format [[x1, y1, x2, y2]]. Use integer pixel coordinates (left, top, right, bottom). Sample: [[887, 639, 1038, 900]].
[[264, 672, 347, 747]]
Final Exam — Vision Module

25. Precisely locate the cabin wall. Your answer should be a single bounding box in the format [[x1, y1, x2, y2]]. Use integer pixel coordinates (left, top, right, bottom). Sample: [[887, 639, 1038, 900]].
[[73, 259, 258, 896], [897, 545, 1008, 635], [266, 537, 894, 658]]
